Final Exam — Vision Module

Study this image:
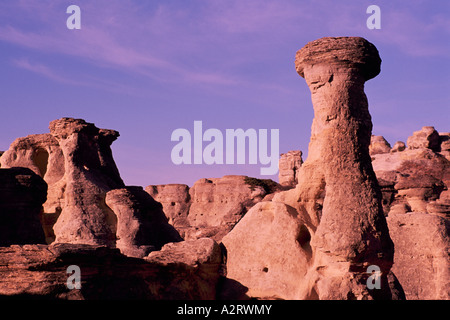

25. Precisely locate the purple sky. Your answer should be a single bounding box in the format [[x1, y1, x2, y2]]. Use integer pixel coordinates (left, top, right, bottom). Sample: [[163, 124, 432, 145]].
[[0, 0, 449, 187]]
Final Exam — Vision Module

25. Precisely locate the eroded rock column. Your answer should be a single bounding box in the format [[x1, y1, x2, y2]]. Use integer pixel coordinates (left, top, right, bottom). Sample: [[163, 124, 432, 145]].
[[294, 37, 395, 299]]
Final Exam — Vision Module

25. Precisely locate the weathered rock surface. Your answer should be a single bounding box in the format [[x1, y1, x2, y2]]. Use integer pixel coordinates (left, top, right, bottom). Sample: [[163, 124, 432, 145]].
[[369, 135, 391, 155], [188, 175, 266, 227], [224, 37, 396, 300], [440, 132, 450, 160], [294, 36, 395, 299], [369, 129, 449, 300], [407, 126, 441, 152], [1, 118, 125, 246], [146, 175, 276, 241], [372, 147, 449, 216], [278, 150, 303, 187], [105, 187, 182, 258], [0, 168, 47, 246], [146, 238, 222, 300], [387, 213, 449, 300], [222, 201, 312, 299], [145, 184, 190, 227], [391, 141, 406, 153], [0, 240, 222, 299]]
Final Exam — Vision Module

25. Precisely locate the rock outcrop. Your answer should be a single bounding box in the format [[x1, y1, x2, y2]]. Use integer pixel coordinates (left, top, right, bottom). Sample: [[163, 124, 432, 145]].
[[1, 118, 125, 245], [369, 135, 391, 155], [146, 184, 191, 227], [0, 168, 47, 246], [0, 240, 221, 299], [223, 37, 397, 300], [222, 201, 312, 299], [391, 141, 406, 153], [387, 213, 449, 300], [0, 118, 181, 255], [105, 186, 182, 258], [370, 127, 449, 300], [439, 132, 450, 160], [372, 146, 449, 217], [146, 175, 275, 241], [278, 150, 303, 187], [407, 126, 441, 152]]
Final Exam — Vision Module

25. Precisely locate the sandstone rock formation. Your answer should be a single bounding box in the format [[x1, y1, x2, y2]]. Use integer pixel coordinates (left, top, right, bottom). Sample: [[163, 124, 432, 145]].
[[1, 118, 125, 245], [387, 212, 449, 300], [370, 128, 449, 300], [440, 132, 450, 160], [0, 118, 181, 255], [291, 37, 396, 299], [0, 168, 47, 246], [0, 240, 221, 299], [146, 175, 275, 241], [278, 150, 303, 187], [145, 184, 191, 227], [407, 126, 441, 152], [223, 37, 396, 300], [188, 175, 266, 227], [372, 147, 449, 216], [391, 141, 406, 153], [105, 186, 182, 258], [369, 135, 391, 155], [222, 201, 312, 299], [146, 238, 222, 299]]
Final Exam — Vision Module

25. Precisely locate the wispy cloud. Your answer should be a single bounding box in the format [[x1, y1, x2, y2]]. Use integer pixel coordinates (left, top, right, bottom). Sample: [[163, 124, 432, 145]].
[[1, 0, 448, 90], [12, 57, 84, 85]]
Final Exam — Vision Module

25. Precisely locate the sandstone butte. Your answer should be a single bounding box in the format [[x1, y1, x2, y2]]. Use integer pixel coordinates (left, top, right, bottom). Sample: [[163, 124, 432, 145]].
[[0, 37, 448, 300]]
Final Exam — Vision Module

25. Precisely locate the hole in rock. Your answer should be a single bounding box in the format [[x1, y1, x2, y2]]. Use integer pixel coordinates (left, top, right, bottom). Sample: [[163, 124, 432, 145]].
[[33, 148, 49, 178], [262, 267, 269, 273], [297, 225, 312, 258]]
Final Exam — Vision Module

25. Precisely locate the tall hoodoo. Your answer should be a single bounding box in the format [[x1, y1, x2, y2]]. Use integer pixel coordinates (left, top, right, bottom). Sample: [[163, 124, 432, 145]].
[[222, 37, 398, 300], [294, 37, 394, 299]]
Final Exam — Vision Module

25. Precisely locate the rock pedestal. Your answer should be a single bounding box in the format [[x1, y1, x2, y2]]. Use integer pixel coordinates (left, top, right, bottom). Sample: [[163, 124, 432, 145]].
[[294, 37, 395, 299], [224, 37, 397, 300]]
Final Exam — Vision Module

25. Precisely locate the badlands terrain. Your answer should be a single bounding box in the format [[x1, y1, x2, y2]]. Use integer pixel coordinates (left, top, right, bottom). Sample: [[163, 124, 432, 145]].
[[0, 37, 448, 300]]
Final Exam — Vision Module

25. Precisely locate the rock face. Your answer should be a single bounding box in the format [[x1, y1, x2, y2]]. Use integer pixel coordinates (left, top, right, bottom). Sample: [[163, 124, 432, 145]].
[[387, 213, 449, 300], [372, 148, 449, 216], [0, 118, 180, 254], [391, 141, 406, 153], [370, 128, 450, 300], [146, 175, 273, 241], [145, 184, 191, 227], [224, 37, 396, 300], [188, 176, 266, 227], [439, 132, 450, 160], [1, 118, 125, 245], [369, 135, 391, 155], [278, 150, 303, 187], [222, 201, 312, 299], [0, 168, 47, 246], [105, 187, 182, 258], [407, 126, 441, 152], [0, 240, 221, 299], [146, 238, 222, 300]]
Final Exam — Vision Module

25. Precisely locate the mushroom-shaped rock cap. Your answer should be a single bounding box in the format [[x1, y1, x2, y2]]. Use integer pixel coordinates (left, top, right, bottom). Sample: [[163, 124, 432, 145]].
[[295, 37, 381, 81]]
